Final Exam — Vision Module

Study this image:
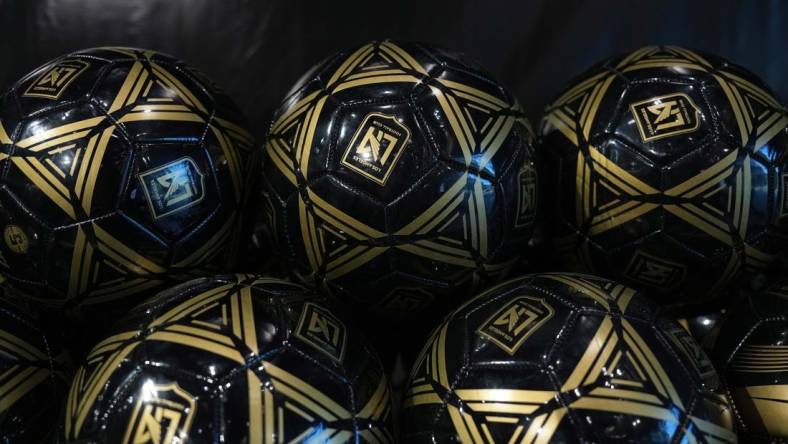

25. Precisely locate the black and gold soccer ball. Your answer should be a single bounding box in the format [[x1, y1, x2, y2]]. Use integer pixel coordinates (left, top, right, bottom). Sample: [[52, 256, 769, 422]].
[[401, 273, 736, 443], [713, 279, 788, 440], [0, 47, 253, 314], [62, 275, 393, 443], [260, 40, 538, 317], [0, 285, 70, 442], [539, 46, 788, 304]]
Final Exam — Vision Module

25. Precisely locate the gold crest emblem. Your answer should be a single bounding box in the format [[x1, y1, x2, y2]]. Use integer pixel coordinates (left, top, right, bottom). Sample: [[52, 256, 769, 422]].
[[122, 382, 197, 444], [340, 113, 411, 185], [295, 302, 348, 362], [23, 59, 90, 100], [624, 250, 686, 287], [630, 93, 701, 142], [477, 296, 554, 355], [3, 225, 28, 254], [515, 163, 537, 227]]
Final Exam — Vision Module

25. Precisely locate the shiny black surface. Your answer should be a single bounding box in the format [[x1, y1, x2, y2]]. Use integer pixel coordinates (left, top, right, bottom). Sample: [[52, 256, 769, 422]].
[[401, 273, 735, 443], [0, 284, 70, 443], [713, 279, 788, 440], [539, 46, 788, 305], [0, 47, 254, 317], [259, 40, 537, 318], [62, 275, 392, 443]]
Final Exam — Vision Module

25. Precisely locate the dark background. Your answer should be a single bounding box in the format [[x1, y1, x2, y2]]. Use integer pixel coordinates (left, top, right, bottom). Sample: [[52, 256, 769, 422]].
[[1, 0, 785, 139]]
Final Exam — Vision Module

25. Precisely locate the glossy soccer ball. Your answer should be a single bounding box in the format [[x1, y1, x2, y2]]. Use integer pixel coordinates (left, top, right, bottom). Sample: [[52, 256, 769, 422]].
[[539, 46, 788, 304], [0, 285, 70, 442], [0, 47, 253, 314], [62, 275, 393, 442], [401, 273, 736, 443], [260, 40, 538, 316], [713, 279, 788, 440]]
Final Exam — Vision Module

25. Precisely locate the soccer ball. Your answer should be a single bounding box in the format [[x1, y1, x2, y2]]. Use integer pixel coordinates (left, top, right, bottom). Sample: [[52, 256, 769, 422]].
[[260, 40, 537, 316], [401, 273, 736, 443], [539, 46, 788, 304], [62, 275, 393, 442], [0, 285, 70, 442], [713, 279, 788, 440], [0, 47, 253, 314]]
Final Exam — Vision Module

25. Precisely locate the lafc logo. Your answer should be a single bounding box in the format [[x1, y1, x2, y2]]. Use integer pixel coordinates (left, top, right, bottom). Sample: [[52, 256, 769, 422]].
[[666, 326, 717, 384], [341, 113, 411, 185], [515, 163, 537, 227], [378, 287, 433, 314], [123, 382, 196, 444], [630, 93, 701, 142], [23, 59, 90, 99], [477, 296, 554, 355], [139, 157, 205, 220], [295, 302, 348, 362], [624, 250, 686, 287]]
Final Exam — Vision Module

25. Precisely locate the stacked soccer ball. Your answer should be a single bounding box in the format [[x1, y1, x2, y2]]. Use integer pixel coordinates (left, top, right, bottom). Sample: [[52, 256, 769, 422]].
[[0, 42, 785, 443]]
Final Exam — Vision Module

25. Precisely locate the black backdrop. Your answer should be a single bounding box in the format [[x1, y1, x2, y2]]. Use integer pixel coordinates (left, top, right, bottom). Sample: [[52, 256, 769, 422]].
[[1, 0, 785, 139]]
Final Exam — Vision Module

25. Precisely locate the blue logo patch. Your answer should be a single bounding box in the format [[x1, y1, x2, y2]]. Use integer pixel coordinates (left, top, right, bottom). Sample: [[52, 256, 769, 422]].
[[138, 157, 205, 219]]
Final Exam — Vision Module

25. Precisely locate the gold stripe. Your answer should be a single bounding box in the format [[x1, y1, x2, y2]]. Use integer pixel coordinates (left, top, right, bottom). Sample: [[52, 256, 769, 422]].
[[164, 324, 234, 346], [265, 361, 351, 420], [151, 64, 207, 113], [240, 286, 258, 354], [74, 343, 138, 437], [380, 41, 429, 75], [16, 116, 104, 149], [403, 392, 442, 407], [441, 79, 508, 109], [28, 129, 90, 153], [0, 330, 46, 361], [109, 61, 144, 113], [93, 223, 167, 274], [0, 368, 50, 413], [118, 111, 203, 123], [665, 149, 737, 196], [11, 157, 75, 218], [248, 370, 263, 444], [0, 121, 12, 144], [328, 44, 373, 86], [147, 331, 243, 363], [150, 283, 233, 327], [571, 397, 677, 422], [82, 126, 114, 215], [432, 85, 472, 164]]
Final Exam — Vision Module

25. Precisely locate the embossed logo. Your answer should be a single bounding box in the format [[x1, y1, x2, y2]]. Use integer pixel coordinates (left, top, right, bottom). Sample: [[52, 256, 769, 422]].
[[341, 113, 411, 185], [378, 287, 434, 314], [295, 302, 347, 362], [630, 93, 701, 142], [23, 59, 90, 100], [624, 250, 686, 287], [477, 296, 554, 355], [666, 326, 717, 383], [515, 163, 537, 227], [138, 157, 205, 220], [3, 225, 28, 254], [123, 382, 196, 444]]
